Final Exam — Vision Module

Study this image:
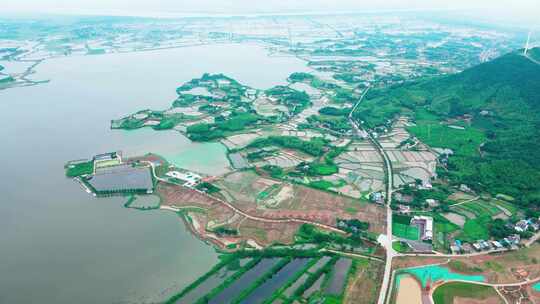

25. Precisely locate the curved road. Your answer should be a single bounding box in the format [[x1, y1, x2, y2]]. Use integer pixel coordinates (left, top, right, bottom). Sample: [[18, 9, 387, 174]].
[[428, 276, 540, 304], [144, 160, 348, 235]]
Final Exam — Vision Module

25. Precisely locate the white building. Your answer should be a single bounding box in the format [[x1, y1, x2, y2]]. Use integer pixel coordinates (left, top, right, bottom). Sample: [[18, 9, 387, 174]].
[[412, 216, 433, 241], [166, 171, 202, 188]]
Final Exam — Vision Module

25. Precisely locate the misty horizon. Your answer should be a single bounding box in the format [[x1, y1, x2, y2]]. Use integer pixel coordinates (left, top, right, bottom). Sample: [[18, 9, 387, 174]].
[[2, 0, 539, 28]]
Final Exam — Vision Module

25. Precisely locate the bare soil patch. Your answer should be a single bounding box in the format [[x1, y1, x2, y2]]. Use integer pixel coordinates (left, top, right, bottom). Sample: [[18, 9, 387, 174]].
[[344, 261, 384, 304]]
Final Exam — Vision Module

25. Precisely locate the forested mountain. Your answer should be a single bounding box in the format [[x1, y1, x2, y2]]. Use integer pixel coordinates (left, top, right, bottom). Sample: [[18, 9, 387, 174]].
[[354, 48, 540, 210]]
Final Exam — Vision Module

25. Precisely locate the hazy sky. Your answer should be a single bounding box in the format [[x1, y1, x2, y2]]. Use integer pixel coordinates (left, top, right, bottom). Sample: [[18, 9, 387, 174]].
[[3, 0, 539, 26]]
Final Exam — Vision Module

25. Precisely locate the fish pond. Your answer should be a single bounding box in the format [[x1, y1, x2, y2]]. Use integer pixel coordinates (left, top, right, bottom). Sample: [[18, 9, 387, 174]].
[[240, 258, 311, 304], [325, 258, 353, 295]]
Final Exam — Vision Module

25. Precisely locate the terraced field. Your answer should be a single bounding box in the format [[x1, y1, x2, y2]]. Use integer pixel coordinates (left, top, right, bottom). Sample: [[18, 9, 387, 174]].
[[449, 199, 509, 242]]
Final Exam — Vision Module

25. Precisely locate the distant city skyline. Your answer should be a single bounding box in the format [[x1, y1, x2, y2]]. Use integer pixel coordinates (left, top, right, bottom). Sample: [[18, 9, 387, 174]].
[[3, 0, 539, 26]]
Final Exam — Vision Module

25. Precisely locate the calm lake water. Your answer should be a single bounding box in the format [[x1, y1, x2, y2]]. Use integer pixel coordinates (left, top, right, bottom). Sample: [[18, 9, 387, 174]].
[[0, 43, 309, 303]]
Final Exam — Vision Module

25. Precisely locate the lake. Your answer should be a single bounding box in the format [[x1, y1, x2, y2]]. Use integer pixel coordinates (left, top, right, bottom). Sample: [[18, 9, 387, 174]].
[[0, 43, 310, 303]]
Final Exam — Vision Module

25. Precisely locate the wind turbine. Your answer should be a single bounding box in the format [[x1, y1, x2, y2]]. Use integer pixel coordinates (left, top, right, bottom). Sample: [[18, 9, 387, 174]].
[[524, 30, 531, 56]]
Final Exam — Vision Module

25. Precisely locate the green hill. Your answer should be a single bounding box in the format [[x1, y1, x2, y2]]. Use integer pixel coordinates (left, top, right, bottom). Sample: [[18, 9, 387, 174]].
[[354, 48, 540, 209], [529, 47, 540, 61]]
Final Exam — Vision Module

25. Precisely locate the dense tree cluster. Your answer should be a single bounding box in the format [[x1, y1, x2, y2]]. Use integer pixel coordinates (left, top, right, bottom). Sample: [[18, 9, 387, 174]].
[[353, 50, 540, 212]]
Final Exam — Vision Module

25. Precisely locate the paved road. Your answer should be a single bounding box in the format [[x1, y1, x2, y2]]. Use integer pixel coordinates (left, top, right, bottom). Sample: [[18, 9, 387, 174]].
[[371, 135, 395, 304], [449, 196, 480, 207], [400, 248, 511, 258], [348, 86, 395, 304]]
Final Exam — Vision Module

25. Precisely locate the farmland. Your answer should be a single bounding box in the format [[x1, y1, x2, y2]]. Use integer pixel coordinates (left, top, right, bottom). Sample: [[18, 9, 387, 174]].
[[6, 8, 540, 304], [407, 117, 486, 157], [63, 49, 540, 304], [166, 250, 367, 304], [213, 170, 386, 237], [393, 243, 540, 286], [356, 50, 540, 210], [448, 199, 510, 242], [432, 282, 501, 304], [64, 160, 94, 177]]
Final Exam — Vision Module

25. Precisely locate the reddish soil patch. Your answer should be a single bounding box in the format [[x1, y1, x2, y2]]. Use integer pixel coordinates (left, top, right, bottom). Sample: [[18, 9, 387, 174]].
[[158, 182, 303, 248], [392, 256, 447, 270], [158, 182, 217, 209], [218, 172, 386, 234], [129, 153, 166, 165], [237, 218, 301, 246]]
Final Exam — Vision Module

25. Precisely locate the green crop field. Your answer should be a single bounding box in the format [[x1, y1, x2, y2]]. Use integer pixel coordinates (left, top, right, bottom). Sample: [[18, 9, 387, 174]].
[[392, 241, 410, 253], [459, 201, 501, 217], [458, 216, 490, 242], [65, 161, 94, 177], [433, 214, 460, 234], [309, 180, 335, 190], [492, 200, 517, 215], [393, 214, 413, 225], [392, 223, 420, 240], [257, 184, 280, 201], [407, 121, 485, 157], [433, 282, 498, 304], [309, 163, 338, 175]]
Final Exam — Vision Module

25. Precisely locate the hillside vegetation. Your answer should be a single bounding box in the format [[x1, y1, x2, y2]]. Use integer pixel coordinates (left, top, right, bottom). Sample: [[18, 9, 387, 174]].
[[529, 47, 540, 61], [354, 48, 540, 210]]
